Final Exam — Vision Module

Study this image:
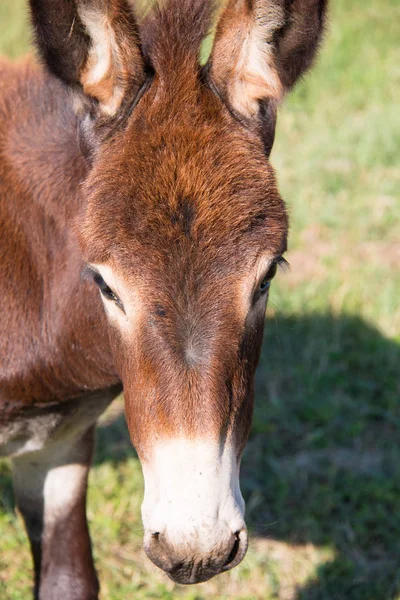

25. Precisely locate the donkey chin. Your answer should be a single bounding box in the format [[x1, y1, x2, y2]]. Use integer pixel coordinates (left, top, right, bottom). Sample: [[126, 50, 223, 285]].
[[140, 438, 248, 584]]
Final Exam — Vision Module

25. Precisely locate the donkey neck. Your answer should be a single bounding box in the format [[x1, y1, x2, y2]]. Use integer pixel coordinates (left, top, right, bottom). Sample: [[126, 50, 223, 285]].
[[2, 60, 88, 227], [0, 60, 119, 411]]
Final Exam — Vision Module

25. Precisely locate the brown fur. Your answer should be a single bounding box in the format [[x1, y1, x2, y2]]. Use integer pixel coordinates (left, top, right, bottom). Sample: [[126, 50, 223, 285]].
[[0, 59, 118, 418]]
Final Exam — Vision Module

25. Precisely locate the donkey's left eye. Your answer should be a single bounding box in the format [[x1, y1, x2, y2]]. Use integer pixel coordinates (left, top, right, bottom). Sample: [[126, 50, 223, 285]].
[[259, 262, 278, 293], [93, 273, 124, 310]]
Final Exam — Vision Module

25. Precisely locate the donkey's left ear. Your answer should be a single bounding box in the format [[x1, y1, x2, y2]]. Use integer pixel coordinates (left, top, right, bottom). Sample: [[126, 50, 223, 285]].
[[207, 0, 328, 152]]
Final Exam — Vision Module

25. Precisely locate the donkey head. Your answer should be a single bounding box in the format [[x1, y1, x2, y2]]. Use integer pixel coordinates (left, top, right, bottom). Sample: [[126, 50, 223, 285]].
[[30, 0, 327, 584]]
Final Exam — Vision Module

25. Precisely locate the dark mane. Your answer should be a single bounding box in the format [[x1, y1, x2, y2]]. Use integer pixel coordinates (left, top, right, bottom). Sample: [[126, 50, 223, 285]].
[[136, 0, 214, 73]]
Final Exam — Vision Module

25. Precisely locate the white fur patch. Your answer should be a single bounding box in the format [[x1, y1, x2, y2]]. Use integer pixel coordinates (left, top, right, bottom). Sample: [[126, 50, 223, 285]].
[[230, 2, 285, 116], [141, 438, 245, 553], [43, 462, 87, 525], [79, 7, 124, 115]]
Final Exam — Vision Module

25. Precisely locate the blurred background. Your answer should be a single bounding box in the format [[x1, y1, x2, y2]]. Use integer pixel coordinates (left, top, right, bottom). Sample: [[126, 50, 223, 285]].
[[0, 0, 399, 598]]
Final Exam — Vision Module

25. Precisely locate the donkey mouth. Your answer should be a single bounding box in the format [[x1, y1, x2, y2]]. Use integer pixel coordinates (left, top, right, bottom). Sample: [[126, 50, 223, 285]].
[[146, 528, 249, 584]]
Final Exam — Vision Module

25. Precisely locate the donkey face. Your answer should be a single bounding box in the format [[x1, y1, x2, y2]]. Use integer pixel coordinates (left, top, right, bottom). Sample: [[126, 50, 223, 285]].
[[31, 0, 327, 584]]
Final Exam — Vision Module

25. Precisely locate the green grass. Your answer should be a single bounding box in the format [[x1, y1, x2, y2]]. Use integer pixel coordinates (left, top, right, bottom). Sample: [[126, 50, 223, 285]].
[[1, 0, 400, 598]]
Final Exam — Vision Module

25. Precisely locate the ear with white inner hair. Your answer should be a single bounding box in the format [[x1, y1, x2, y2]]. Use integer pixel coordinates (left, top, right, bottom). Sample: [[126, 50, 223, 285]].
[[29, 0, 146, 119], [207, 0, 328, 149]]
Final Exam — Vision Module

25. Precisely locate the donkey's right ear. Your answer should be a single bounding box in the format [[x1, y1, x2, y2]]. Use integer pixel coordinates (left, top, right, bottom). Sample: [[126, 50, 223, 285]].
[[29, 0, 146, 119]]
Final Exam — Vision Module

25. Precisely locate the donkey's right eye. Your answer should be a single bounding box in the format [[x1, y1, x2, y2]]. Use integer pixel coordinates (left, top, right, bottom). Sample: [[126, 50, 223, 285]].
[[93, 273, 124, 310]]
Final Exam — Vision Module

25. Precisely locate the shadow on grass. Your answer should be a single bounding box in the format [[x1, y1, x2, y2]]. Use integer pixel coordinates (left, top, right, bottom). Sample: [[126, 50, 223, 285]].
[[0, 461, 14, 513], [243, 312, 400, 600], [93, 312, 400, 600]]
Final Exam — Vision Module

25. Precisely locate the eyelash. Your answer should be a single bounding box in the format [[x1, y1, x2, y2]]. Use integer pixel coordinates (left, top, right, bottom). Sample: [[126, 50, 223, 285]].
[[258, 257, 288, 296], [93, 272, 124, 311], [259, 262, 277, 293]]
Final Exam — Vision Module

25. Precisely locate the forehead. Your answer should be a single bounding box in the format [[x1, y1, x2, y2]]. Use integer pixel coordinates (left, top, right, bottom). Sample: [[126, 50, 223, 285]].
[[80, 88, 288, 270]]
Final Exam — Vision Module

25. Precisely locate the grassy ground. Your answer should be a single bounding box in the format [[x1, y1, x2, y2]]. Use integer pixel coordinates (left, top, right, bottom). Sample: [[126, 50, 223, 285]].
[[1, 0, 399, 598]]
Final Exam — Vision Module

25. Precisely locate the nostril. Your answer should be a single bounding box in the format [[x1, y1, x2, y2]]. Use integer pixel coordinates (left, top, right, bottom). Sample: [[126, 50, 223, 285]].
[[151, 531, 160, 541], [223, 531, 241, 567]]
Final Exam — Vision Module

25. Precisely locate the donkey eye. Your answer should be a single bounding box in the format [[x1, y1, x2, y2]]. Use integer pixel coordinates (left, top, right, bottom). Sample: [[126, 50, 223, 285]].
[[259, 262, 278, 293], [93, 272, 124, 310]]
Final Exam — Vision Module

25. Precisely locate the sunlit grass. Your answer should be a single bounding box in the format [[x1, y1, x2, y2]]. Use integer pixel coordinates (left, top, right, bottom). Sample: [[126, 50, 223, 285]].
[[0, 0, 30, 59]]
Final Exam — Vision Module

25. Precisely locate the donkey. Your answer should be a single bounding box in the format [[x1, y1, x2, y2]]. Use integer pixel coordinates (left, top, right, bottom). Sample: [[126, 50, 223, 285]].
[[0, 0, 327, 597]]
